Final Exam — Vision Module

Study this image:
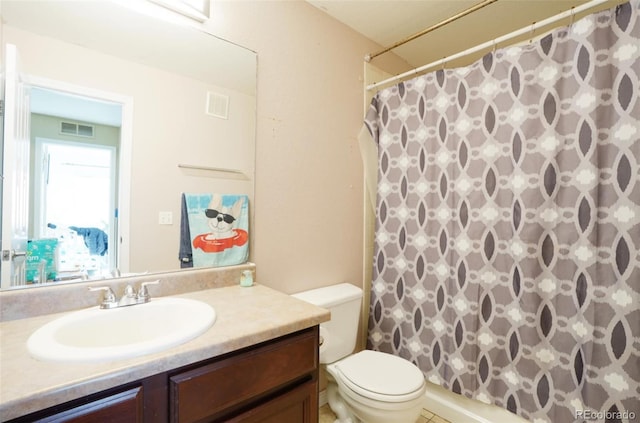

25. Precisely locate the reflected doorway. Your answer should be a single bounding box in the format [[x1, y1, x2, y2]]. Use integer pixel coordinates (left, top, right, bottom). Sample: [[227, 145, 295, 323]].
[[27, 85, 124, 282], [33, 139, 116, 278]]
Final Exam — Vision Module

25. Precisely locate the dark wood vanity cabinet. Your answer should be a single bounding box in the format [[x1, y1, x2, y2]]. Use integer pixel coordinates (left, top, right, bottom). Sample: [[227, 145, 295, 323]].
[[170, 325, 318, 422], [8, 327, 319, 423]]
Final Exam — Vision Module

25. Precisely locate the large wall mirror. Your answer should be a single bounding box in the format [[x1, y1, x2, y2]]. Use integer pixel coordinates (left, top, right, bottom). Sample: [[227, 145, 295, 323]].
[[0, 0, 257, 289]]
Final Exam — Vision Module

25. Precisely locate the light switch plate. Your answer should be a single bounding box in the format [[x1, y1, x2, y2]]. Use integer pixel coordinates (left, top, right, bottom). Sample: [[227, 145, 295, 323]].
[[158, 211, 173, 225]]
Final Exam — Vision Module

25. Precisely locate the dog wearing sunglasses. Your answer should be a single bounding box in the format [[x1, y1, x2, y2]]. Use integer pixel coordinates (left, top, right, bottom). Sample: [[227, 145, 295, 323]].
[[192, 195, 248, 253], [204, 194, 243, 240]]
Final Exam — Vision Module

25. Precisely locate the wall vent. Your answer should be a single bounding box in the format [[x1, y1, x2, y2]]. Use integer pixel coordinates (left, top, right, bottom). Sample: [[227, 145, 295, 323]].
[[206, 91, 229, 119], [60, 121, 95, 138]]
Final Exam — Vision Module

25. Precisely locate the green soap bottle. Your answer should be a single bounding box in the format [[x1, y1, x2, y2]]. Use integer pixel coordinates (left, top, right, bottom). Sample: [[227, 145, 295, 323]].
[[240, 270, 254, 287]]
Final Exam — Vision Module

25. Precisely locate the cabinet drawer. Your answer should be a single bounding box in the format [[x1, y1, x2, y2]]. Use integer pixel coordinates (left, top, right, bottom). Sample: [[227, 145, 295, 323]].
[[8, 386, 143, 423], [225, 380, 318, 423], [170, 328, 318, 423]]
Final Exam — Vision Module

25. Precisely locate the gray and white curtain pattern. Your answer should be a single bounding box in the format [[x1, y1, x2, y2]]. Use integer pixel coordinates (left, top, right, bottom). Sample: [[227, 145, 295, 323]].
[[365, 2, 639, 422]]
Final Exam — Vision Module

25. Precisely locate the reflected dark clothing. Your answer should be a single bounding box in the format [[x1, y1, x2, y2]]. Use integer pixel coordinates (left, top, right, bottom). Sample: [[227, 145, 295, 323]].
[[69, 226, 108, 256], [179, 193, 193, 268]]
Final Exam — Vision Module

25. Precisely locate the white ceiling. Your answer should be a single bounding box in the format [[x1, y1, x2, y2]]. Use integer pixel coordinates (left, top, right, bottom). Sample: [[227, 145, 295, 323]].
[[31, 87, 123, 127], [306, 0, 624, 69]]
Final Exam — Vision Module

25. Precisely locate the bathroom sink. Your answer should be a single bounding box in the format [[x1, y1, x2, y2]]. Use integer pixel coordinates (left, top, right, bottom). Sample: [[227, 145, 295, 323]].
[[27, 297, 216, 363]]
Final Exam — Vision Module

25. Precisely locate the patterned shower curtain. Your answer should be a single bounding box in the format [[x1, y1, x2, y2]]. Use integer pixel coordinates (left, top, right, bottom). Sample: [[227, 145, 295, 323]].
[[365, 2, 639, 422]]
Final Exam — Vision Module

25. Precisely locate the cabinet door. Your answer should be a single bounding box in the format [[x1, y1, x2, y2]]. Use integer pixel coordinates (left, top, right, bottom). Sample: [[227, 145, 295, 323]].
[[170, 328, 318, 423], [15, 386, 144, 423], [225, 380, 318, 423]]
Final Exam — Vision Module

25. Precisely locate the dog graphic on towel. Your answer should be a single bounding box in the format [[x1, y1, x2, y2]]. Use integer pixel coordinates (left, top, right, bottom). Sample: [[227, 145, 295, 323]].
[[193, 195, 248, 253]]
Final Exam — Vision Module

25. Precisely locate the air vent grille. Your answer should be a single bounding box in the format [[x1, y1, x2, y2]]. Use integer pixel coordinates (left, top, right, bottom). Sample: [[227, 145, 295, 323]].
[[206, 91, 229, 119], [60, 121, 94, 138]]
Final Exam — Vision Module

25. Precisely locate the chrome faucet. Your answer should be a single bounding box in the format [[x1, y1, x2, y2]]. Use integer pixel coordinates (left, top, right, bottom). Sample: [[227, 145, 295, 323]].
[[89, 280, 160, 309]]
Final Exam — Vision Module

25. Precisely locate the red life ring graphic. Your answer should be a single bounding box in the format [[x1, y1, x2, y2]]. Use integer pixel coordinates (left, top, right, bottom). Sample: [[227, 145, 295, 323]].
[[193, 229, 248, 253]]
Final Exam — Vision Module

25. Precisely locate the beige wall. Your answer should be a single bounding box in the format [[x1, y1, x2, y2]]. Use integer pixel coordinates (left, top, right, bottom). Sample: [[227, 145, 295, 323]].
[[207, 0, 408, 294]]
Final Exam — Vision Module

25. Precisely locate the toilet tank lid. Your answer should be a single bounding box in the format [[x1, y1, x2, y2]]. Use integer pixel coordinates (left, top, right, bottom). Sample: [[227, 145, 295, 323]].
[[291, 283, 362, 308]]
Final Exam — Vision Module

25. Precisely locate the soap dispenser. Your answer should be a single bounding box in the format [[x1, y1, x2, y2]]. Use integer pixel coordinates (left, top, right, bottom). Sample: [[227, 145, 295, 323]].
[[240, 270, 254, 287]]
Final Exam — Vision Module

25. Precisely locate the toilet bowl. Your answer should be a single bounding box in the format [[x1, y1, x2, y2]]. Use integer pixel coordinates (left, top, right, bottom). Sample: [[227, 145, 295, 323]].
[[291, 284, 426, 423], [327, 350, 426, 423]]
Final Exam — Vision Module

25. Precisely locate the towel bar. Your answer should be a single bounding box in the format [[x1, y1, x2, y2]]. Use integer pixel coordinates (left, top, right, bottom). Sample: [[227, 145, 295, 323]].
[[177, 164, 249, 180]]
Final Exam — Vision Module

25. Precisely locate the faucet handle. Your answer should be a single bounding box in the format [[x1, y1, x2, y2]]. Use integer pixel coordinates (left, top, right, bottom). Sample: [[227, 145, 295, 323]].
[[123, 284, 136, 298], [88, 286, 117, 308], [137, 280, 160, 302]]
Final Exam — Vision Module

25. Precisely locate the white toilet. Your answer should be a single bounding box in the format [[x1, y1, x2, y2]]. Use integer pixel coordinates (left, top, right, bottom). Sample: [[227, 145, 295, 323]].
[[292, 283, 426, 423]]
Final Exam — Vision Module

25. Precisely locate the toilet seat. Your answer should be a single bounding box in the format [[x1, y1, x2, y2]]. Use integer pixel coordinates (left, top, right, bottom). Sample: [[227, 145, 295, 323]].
[[333, 350, 425, 403]]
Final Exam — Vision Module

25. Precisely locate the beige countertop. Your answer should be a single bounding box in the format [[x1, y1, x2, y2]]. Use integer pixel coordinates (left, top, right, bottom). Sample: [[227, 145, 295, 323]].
[[0, 283, 330, 421]]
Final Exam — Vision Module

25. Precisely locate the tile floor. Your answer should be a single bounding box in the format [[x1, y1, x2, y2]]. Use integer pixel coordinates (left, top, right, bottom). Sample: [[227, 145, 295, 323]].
[[319, 404, 452, 423], [417, 408, 453, 423]]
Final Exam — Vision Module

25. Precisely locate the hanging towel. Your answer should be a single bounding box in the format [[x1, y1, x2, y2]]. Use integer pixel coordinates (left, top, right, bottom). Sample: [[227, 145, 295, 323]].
[[180, 193, 249, 268], [69, 226, 108, 256], [179, 194, 193, 268]]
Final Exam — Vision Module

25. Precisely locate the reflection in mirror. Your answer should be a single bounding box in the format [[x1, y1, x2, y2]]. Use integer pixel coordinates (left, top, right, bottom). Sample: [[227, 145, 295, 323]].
[[0, 0, 257, 289], [31, 87, 123, 281]]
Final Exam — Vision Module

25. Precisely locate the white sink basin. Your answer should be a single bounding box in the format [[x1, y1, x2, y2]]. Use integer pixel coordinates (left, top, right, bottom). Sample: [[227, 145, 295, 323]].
[[27, 297, 216, 363]]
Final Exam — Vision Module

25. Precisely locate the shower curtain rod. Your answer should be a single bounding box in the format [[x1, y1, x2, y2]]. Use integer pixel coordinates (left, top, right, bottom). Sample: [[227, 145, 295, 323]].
[[364, 0, 498, 62], [366, 0, 609, 91]]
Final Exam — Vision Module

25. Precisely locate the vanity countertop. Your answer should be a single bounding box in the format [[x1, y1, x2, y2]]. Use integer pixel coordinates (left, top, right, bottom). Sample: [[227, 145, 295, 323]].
[[0, 284, 330, 421]]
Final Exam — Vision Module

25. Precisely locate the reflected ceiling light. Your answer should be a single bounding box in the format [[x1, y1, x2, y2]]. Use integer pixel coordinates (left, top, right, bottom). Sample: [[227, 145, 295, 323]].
[[147, 0, 210, 22], [111, 0, 209, 27]]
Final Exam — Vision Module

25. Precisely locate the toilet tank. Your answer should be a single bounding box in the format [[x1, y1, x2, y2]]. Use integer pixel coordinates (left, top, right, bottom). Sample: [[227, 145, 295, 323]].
[[291, 283, 362, 364]]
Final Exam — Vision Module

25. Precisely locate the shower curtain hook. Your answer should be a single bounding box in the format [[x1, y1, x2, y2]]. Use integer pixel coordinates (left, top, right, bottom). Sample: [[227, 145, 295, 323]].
[[529, 21, 536, 43], [569, 7, 576, 27], [492, 39, 498, 53]]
